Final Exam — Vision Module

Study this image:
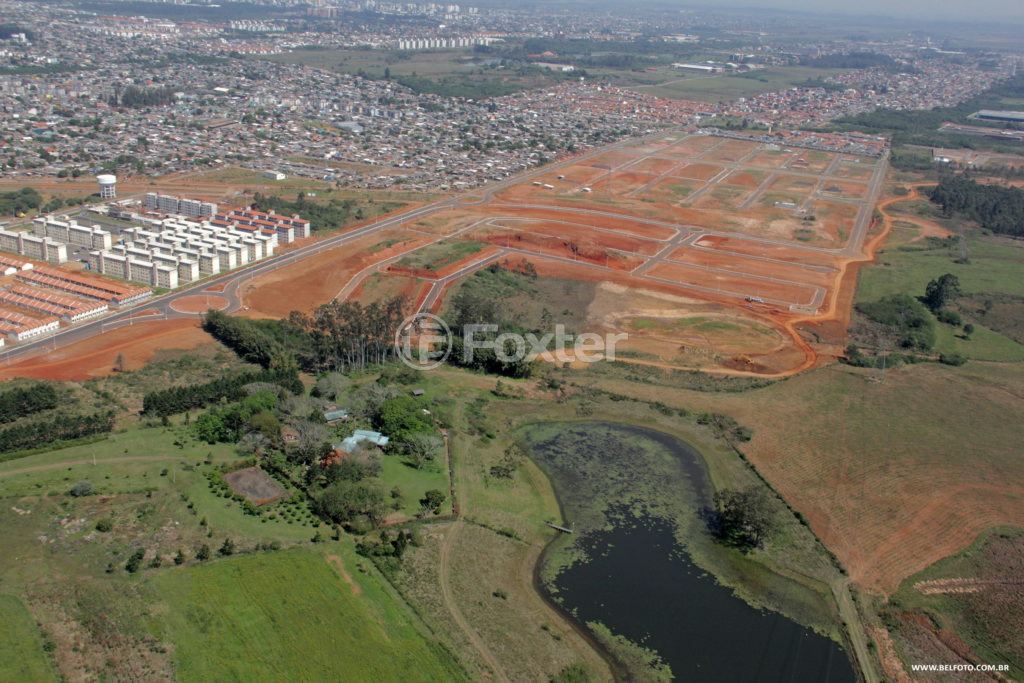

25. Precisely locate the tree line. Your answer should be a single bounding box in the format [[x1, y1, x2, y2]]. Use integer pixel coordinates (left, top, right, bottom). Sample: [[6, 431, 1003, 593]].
[[929, 171, 1024, 237], [286, 297, 410, 373], [0, 411, 115, 455], [202, 310, 298, 370], [205, 299, 412, 376], [0, 383, 58, 424], [141, 368, 303, 417], [251, 192, 405, 234], [111, 85, 177, 109], [0, 187, 42, 216]]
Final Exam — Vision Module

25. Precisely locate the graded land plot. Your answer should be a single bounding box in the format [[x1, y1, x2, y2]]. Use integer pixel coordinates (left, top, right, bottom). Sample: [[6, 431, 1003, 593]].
[[691, 185, 751, 211], [667, 246, 836, 294], [0, 594, 54, 683], [627, 156, 682, 176], [583, 150, 642, 171], [620, 314, 785, 357], [408, 209, 485, 236], [691, 205, 828, 247], [832, 163, 877, 181], [722, 169, 770, 188], [789, 150, 836, 174], [154, 548, 468, 682], [685, 234, 840, 270], [625, 136, 681, 154], [812, 200, 860, 245], [658, 134, 723, 158], [242, 230, 434, 318], [597, 170, 655, 197], [746, 148, 796, 169], [480, 220, 663, 256], [0, 319, 214, 381], [487, 205, 677, 241], [547, 163, 610, 187], [478, 228, 645, 272], [647, 260, 819, 307], [701, 139, 761, 164], [587, 361, 1024, 597], [583, 281, 791, 365], [647, 177, 706, 204], [767, 173, 819, 198], [819, 180, 869, 200], [350, 272, 428, 307], [672, 162, 726, 181]]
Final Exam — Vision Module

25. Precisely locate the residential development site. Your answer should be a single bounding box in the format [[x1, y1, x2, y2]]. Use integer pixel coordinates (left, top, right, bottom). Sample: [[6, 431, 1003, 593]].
[[0, 0, 1023, 681]]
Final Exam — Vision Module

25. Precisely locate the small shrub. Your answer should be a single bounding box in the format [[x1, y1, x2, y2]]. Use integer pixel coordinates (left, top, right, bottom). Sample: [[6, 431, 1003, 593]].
[[70, 481, 94, 497], [939, 353, 967, 367], [196, 544, 211, 561], [492, 589, 508, 600], [95, 518, 114, 533], [937, 309, 962, 326], [125, 548, 146, 573]]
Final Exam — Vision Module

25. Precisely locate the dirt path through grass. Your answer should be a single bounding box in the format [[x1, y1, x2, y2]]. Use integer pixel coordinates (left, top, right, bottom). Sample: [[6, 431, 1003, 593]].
[[0, 455, 185, 478], [439, 520, 509, 682]]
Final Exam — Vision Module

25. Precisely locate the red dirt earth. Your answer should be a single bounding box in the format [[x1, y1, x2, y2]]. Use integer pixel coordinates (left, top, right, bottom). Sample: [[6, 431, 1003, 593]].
[[170, 295, 229, 313], [0, 319, 214, 381]]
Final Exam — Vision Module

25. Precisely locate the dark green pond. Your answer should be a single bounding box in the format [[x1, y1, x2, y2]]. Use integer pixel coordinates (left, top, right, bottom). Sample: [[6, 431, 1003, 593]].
[[522, 421, 857, 683]]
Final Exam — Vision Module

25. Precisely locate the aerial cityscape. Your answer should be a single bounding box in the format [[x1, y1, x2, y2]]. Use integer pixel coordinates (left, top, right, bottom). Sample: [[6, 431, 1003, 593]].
[[0, 0, 1022, 681]]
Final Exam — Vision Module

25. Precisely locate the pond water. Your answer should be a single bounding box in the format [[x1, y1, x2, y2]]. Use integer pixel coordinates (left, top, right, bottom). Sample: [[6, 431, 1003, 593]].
[[524, 421, 857, 683]]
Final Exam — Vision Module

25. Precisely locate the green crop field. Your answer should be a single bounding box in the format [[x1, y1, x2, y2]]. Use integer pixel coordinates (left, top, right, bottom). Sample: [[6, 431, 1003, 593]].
[[0, 595, 54, 682], [155, 548, 467, 682]]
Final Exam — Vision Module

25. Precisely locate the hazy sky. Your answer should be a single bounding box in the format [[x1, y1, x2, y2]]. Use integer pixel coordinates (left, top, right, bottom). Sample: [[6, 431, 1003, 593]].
[[687, 0, 1024, 22]]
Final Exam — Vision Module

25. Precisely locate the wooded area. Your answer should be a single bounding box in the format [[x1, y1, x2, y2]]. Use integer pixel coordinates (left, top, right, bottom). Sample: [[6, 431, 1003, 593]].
[[0, 383, 58, 424], [930, 172, 1024, 237], [142, 368, 303, 417], [0, 410, 115, 455]]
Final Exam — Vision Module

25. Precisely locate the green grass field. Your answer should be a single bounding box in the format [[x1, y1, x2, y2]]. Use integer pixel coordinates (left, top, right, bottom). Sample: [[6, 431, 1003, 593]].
[[630, 67, 851, 102], [154, 547, 467, 682], [379, 454, 451, 519], [858, 218, 1024, 360], [395, 239, 483, 271], [0, 595, 54, 682]]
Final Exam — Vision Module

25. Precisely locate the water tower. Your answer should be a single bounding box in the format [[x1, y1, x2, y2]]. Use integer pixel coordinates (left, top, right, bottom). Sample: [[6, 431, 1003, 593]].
[[97, 174, 117, 199]]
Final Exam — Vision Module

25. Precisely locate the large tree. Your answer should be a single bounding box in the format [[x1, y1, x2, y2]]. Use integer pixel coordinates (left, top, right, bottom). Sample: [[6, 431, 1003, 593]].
[[713, 486, 778, 550], [924, 273, 963, 311]]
